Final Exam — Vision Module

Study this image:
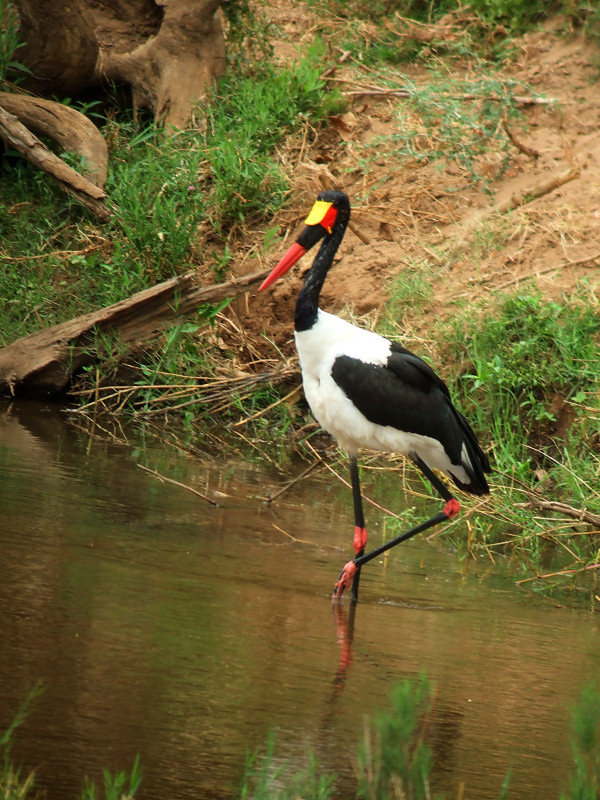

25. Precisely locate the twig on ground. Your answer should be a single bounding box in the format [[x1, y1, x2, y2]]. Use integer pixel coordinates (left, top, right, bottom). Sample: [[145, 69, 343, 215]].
[[270, 522, 338, 550], [502, 119, 540, 159], [515, 499, 600, 529], [232, 384, 302, 427], [332, 77, 553, 107], [496, 166, 580, 213]]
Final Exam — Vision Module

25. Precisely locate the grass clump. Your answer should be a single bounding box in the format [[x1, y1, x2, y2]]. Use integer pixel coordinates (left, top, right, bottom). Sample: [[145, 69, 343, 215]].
[[440, 291, 600, 578], [5, 678, 600, 799], [0, 0, 28, 84], [238, 675, 436, 800], [362, 69, 532, 191], [239, 677, 600, 799], [455, 293, 600, 432], [205, 45, 333, 227], [356, 675, 436, 800]]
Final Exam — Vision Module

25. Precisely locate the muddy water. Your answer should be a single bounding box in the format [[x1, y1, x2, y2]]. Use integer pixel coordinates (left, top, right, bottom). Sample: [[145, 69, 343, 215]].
[[1, 401, 599, 800]]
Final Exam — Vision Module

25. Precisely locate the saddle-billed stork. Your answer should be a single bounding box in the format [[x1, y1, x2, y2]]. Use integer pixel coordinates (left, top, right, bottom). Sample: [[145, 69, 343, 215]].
[[259, 190, 490, 600]]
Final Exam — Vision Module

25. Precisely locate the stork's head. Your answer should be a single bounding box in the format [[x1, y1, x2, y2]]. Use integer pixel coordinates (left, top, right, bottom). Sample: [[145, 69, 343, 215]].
[[259, 191, 350, 291]]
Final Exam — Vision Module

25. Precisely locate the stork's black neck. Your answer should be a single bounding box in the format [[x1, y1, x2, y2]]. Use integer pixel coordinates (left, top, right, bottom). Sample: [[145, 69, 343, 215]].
[[294, 202, 350, 332]]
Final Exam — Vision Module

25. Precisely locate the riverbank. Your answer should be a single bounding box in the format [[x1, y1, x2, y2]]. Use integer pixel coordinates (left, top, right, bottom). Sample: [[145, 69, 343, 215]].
[[1, 1, 599, 589]]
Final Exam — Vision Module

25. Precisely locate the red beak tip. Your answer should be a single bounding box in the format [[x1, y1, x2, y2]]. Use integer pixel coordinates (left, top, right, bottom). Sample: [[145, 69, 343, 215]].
[[258, 242, 307, 294]]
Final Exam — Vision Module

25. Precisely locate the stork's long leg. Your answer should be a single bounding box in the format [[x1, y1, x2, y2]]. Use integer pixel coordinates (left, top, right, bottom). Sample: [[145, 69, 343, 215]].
[[409, 454, 460, 518], [349, 456, 367, 601], [333, 454, 461, 599]]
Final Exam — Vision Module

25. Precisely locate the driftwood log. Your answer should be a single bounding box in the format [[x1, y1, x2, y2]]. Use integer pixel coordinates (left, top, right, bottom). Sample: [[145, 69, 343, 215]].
[[0, 93, 109, 187], [0, 102, 110, 219], [15, 0, 226, 128], [0, 267, 270, 396]]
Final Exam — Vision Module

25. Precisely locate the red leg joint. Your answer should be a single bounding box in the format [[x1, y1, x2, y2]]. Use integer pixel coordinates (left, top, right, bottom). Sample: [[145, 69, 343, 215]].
[[333, 561, 357, 599], [443, 498, 461, 519], [353, 525, 368, 555]]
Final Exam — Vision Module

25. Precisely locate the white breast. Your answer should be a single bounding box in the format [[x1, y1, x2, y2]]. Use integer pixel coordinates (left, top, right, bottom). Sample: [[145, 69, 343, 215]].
[[295, 311, 391, 453]]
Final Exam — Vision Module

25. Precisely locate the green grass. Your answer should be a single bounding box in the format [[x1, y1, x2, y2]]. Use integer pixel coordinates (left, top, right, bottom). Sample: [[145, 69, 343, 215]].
[[237, 675, 600, 800], [380, 260, 435, 332], [562, 683, 600, 800], [0, 686, 141, 800], [4, 675, 600, 798], [0, 0, 28, 84], [448, 292, 600, 453], [438, 291, 600, 580], [359, 68, 534, 192], [0, 41, 336, 345]]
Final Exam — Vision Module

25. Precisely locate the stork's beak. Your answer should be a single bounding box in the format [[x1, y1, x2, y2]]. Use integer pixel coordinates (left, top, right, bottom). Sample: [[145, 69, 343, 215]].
[[258, 242, 307, 292]]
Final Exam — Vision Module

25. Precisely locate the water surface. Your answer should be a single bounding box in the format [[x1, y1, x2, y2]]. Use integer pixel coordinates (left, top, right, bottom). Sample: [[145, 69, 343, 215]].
[[0, 401, 598, 799]]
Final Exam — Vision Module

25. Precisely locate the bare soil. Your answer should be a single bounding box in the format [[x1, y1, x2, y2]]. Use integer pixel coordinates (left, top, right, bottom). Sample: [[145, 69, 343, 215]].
[[232, 11, 600, 369]]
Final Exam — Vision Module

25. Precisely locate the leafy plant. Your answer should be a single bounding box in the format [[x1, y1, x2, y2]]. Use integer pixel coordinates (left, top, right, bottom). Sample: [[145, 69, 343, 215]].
[[357, 675, 436, 800], [0, 686, 142, 800], [205, 42, 331, 227], [0, 686, 44, 800], [238, 733, 335, 800], [81, 756, 142, 800], [453, 293, 600, 433]]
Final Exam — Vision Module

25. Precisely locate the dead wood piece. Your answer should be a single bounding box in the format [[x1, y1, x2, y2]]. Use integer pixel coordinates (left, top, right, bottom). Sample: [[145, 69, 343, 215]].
[[454, 163, 581, 246], [516, 498, 600, 529], [338, 78, 553, 107], [0, 267, 270, 397], [98, 0, 226, 127], [0, 92, 109, 187], [502, 118, 540, 160], [16, 0, 226, 129], [0, 103, 110, 219], [496, 166, 580, 213]]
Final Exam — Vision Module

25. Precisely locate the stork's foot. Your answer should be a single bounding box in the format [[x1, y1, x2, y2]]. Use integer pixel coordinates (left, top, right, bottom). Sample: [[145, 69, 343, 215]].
[[353, 525, 367, 555], [333, 560, 357, 599]]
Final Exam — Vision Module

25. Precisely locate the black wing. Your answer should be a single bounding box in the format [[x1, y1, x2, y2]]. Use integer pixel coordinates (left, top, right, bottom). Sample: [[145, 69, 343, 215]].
[[331, 345, 490, 493]]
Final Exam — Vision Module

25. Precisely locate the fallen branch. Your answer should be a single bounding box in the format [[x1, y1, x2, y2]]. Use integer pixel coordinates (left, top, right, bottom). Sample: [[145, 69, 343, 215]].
[[515, 562, 600, 585], [496, 166, 580, 213], [0, 92, 109, 187], [0, 102, 110, 219], [335, 78, 552, 107], [502, 118, 539, 159], [515, 498, 600, 529], [0, 267, 271, 396], [232, 384, 302, 427], [270, 522, 337, 549], [453, 163, 581, 246], [262, 460, 324, 504], [494, 251, 600, 292]]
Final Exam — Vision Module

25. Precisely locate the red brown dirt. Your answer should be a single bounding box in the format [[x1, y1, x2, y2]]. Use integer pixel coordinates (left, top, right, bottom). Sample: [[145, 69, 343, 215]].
[[230, 12, 600, 367]]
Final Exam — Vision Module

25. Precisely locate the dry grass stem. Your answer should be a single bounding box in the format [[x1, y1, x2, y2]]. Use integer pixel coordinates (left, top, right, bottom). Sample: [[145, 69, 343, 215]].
[[137, 464, 218, 506]]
